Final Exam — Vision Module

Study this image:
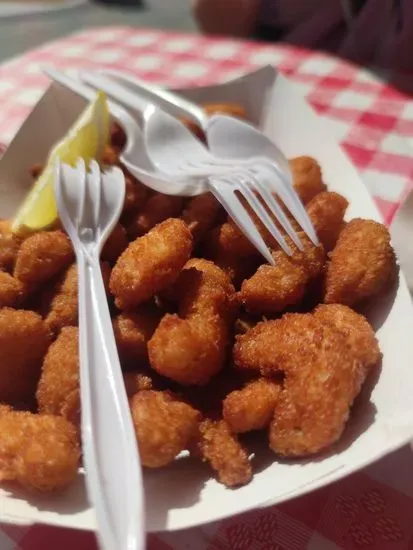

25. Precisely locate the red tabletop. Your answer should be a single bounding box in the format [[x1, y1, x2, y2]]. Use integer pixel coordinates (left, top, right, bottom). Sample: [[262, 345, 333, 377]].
[[0, 26, 413, 550]]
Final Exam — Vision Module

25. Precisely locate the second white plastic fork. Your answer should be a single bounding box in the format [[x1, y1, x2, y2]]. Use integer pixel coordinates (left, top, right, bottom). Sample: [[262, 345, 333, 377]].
[[55, 159, 145, 550]]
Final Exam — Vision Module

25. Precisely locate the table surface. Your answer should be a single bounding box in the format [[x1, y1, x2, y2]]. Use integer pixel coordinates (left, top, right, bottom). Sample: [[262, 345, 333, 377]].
[[0, 0, 195, 62], [1, 24, 413, 550]]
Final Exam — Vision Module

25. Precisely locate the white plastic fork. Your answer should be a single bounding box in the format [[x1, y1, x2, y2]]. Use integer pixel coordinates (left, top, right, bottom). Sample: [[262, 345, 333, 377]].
[[54, 159, 145, 550]]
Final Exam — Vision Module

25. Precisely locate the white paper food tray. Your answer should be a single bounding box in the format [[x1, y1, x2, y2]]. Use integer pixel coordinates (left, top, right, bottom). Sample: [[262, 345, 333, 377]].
[[0, 66, 412, 533]]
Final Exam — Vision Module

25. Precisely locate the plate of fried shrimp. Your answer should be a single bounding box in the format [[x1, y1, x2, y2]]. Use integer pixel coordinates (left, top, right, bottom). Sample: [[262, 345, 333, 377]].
[[0, 67, 412, 533]]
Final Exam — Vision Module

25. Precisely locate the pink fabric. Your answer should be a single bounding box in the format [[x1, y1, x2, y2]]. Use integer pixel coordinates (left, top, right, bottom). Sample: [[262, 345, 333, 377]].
[[0, 26, 413, 549]]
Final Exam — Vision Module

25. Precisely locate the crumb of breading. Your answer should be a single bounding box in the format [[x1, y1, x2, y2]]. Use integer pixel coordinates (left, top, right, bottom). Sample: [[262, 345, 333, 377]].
[[223, 378, 282, 433], [0, 308, 49, 405], [123, 372, 153, 397], [14, 230, 73, 285], [101, 223, 128, 265], [126, 194, 184, 239], [110, 218, 193, 310], [324, 218, 397, 307], [307, 191, 349, 252], [289, 156, 326, 204], [0, 408, 79, 491], [197, 419, 252, 487], [148, 259, 236, 385], [36, 326, 80, 427], [0, 272, 27, 308], [130, 390, 200, 468], [113, 306, 161, 367]]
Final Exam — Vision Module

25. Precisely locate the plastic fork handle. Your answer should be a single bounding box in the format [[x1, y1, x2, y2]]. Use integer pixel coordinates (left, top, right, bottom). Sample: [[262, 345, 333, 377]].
[[77, 252, 145, 550], [98, 68, 209, 130]]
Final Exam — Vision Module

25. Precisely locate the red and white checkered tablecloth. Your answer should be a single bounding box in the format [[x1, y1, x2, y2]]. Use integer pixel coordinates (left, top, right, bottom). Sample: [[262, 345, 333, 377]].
[[1, 26, 413, 550]]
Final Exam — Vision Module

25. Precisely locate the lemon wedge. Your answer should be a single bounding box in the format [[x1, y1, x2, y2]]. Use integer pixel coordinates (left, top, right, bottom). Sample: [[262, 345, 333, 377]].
[[11, 91, 110, 234]]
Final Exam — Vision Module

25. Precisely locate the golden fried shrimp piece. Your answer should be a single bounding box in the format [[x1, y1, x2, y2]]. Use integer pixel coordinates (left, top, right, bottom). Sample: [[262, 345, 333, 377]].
[[101, 223, 128, 264], [239, 257, 307, 314], [182, 193, 221, 242], [44, 263, 111, 336], [14, 230, 73, 285], [223, 378, 282, 433], [101, 144, 119, 165], [239, 234, 325, 314], [126, 194, 184, 239], [307, 191, 348, 252], [148, 259, 236, 385], [0, 308, 50, 405], [123, 174, 149, 214], [0, 409, 79, 491], [234, 312, 375, 456], [130, 390, 200, 468], [0, 220, 21, 272], [197, 419, 252, 487], [324, 218, 397, 307], [123, 372, 153, 397], [113, 306, 161, 366], [314, 304, 381, 380], [110, 219, 193, 310], [0, 272, 27, 308], [36, 327, 80, 427], [289, 156, 326, 204], [205, 222, 258, 259]]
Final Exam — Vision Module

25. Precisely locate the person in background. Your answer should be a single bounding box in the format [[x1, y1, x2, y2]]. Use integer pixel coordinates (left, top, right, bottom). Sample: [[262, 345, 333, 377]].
[[192, 0, 411, 71]]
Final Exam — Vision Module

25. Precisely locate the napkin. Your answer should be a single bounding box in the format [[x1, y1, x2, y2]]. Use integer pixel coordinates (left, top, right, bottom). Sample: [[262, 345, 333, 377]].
[[391, 189, 413, 294]]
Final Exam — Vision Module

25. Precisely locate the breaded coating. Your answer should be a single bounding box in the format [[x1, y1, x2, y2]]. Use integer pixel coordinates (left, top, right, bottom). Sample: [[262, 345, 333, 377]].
[[223, 378, 282, 433], [289, 156, 326, 204], [239, 257, 307, 314], [0, 220, 21, 272], [197, 419, 252, 487], [14, 230, 73, 285], [130, 390, 200, 468], [36, 327, 80, 427], [324, 218, 397, 307], [0, 308, 50, 405], [101, 223, 128, 265], [101, 144, 119, 165], [126, 194, 184, 239], [182, 193, 221, 242], [148, 259, 236, 385], [110, 219, 193, 310], [314, 304, 381, 379], [0, 272, 27, 307], [113, 306, 161, 367], [205, 222, 258, 259], [0, 409, 79, 491], [123, 175, 149, 214], [123, 372, 153, 397], [307, 191, 348, 252], [234, 312, 376, 456], [239, 234, 325, 314], [44, 262, 111, 336]]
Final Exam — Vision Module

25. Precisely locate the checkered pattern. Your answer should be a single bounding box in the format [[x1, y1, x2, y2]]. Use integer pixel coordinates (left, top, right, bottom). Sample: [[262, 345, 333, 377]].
[[1, 26, 413, 550]]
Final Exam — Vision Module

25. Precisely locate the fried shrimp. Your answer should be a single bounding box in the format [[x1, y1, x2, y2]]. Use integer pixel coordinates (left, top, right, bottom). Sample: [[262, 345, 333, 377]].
[[0, 308, 50, 405], [148, 259, 236, 385], [0, 408, 79, 491], [0, 271, 27, 307], [182, 193, 221, 242], [223, 378, 282, 433], [130, 390, 200, 468], [289, 156, 326, 204], [110, 219, 193, 309], [324, 218, 397, 306], [36, 326, 80, 427], [197, 419, 252, 487], [306, 191, 348, 252], [126, 194, 184, 239], [0, 220, 21, 272], [14, 230, 73, 285]]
